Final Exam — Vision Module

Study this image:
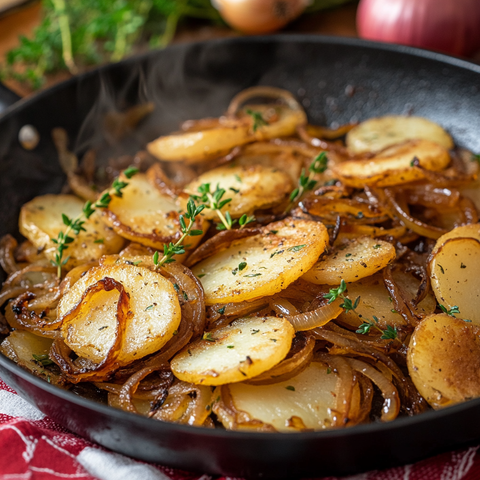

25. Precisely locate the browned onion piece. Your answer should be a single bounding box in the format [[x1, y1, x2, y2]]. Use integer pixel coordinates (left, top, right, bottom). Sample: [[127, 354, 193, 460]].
[[0, 235, 20, 275], [284, 298, 343, 331], [297, 124, 348, 153], [384, 188, 447, 239], [345, 357, 400, 422], [207, 298, 269, 326], [146, 163, 187, 198], [227, 86, 305, 118], [458, 196, 479, 224], [402, 185, 460, 209], [316, 353, 355, 427], [50, 277, 130, 383], [0, 287, 29, 311], [302, 196, 387, 220], [246, 333, 316, 385], [269, 297, 299, 316], [312, 327, 427, 416], [383, 264, 420, 327], [2, 264, 57, 290], [152, 381, 214, 426], [306, 123, 357, 140], [161, 263, 205, 338], [185, 228, 262, 268], [6, 292, 62, 337]]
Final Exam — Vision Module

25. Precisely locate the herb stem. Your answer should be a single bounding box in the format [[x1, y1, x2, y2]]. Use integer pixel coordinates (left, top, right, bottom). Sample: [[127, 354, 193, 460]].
[[51, 0, 77, 74], [207, 192, 231, 230]]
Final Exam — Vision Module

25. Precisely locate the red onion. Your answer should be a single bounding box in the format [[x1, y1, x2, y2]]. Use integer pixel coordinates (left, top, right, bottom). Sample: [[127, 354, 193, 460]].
[[357, 0, 480, 57]]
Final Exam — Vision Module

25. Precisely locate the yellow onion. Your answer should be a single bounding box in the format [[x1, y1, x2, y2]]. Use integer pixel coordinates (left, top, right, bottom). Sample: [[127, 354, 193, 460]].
[[213, 0, 309, 34]]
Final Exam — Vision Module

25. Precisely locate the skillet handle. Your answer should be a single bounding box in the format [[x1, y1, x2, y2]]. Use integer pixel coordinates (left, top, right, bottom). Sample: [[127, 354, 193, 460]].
[[0, 82, 21, 115]]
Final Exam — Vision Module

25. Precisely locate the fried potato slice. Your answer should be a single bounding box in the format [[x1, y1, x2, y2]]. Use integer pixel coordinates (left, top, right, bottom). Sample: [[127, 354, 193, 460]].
[[215, 361, 338, 432], [333, 140, 451, 188], [184, 165, 292, 220], [147, 105, 306, 164], [302, 237, 395, 285], [431, 224, 480, 255], [336, 272, 436, 329], [429, 235, 480, 324], [346, 115, 454, 155], [171, 316, 294, 386], [58, 264, 181, 365], [19, 194, 124, 270], [407, 313, 480, 409], [234, 141, 307, 184], [101, 173, 207, 251], [192, 219, 329, 305]]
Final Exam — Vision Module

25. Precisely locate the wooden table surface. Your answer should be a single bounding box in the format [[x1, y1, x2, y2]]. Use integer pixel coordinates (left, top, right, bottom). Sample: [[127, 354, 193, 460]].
[[0, 1, 358, 97]]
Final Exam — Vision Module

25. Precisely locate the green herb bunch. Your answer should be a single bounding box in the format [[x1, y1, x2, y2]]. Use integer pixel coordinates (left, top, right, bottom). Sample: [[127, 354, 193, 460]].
[[286, 152, 328, 212], [191, 183, 255, 231], [51, 166, 138, 277], [2, 0, 223, 89], [324, 280, 398, 340], [152, 198, 204, 269]]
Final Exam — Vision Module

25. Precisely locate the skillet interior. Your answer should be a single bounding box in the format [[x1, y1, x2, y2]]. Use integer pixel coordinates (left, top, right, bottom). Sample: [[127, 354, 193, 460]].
[[1, 35, 480, 478]]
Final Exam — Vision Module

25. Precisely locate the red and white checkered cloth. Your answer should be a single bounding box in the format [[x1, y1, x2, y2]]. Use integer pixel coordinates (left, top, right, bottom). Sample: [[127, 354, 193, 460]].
[[2, 378, 480, 480]]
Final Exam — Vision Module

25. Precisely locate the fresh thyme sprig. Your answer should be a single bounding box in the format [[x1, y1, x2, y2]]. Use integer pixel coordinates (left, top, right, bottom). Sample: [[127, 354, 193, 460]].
[[152, 198, 204, 269], [51, 166, 138, 277], [323, 279, 398, 341], [191, 183, 255, 231], [245, 109, 268, 132], [286, 152, 328, 212], [439, 304, 460, 317]]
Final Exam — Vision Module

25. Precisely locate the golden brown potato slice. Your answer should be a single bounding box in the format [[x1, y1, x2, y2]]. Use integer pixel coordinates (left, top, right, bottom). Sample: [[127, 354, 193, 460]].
[[333, 140, 451, 188], [215, 361, 338, 432], [429, 236, 480, 324], [192, 219, 329, 305], [408, 313, 480, 409], [302, 237, 395, 285], [346, 115, 454, 155], [184, 165, 292, 220], [101, 173, 208, 251], [19, 194, 124, 270], [147, 104, 306, 164], [337, 272, 436, 329], [233, 141, 308, 184], [58, 264, 181, 365], [171, 316, 295, 386]]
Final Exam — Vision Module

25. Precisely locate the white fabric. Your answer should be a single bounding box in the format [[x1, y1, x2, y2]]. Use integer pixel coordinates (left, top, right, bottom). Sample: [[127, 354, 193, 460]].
[[0, 390, 45, 420], [77, 447, 173, 480]]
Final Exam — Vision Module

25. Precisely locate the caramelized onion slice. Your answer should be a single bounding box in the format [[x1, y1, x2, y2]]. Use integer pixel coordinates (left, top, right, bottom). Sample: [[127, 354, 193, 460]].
[[345, 357, 400, 422], [51, 277, 130, 382], [283, 298, 343, 331]]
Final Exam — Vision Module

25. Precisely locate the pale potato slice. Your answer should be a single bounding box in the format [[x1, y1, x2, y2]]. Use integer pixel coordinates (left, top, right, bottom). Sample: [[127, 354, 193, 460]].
[[302, 237, 395, 285], [171, 316, 295, 385], [407, 313, 480, 409], [429, 236, 480, 324], [101, 173, 207, 251], [333, 140, 451, 188], [192, 219, 329, 305], [19, 194, 124, 270], [0, 330, 60, 384], [58, 264, 181, 365], [147, 105, 306, 164], [346, 116, 454, 155], [431, 224, 480, 256], [336, 272, 436, 329], [217, 362, 338, 432], [184, 165, 292, 220]]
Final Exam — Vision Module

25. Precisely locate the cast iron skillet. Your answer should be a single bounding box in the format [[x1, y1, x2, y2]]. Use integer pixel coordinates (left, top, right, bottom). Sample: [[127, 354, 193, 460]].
[[1, 35, 480, 479]]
